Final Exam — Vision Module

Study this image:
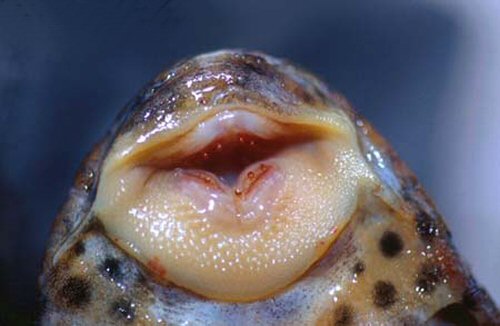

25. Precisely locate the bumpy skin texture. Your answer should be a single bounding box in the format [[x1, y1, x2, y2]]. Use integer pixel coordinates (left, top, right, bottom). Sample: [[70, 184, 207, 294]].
[[39, 50, 499, 325]]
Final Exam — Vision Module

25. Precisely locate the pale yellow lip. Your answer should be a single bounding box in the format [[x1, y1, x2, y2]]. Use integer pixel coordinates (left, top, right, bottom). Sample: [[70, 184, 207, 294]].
[[92, 103, 376, 302]]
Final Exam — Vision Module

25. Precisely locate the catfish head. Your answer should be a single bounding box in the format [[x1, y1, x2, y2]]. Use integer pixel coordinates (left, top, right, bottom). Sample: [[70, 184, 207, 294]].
[[39, 50, 499, 325]]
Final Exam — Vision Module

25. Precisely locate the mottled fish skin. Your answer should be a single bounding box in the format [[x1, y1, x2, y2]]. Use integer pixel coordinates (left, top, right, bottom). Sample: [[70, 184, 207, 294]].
[[39, 50, 499, 325]]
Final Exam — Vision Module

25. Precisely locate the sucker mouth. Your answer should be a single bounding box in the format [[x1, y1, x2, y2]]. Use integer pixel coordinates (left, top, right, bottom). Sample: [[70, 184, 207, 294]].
[[93, 106, 376, 302]]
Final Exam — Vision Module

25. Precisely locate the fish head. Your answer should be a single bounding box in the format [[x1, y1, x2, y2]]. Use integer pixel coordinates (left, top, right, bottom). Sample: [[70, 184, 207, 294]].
[[39, 50, 499, 325]]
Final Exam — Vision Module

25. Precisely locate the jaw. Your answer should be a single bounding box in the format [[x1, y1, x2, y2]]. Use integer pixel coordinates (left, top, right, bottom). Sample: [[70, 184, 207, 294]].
[[92, 107, 376, 301]]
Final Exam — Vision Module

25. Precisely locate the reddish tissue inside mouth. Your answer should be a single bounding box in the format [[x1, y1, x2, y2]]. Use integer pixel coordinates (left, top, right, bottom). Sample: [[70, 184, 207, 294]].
[[148, 133, 312, 190]]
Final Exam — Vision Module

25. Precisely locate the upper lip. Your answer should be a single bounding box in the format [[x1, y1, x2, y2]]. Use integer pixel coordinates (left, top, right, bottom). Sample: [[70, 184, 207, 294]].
[[105, 105, 351, 175], [137, 110, 301, 195]]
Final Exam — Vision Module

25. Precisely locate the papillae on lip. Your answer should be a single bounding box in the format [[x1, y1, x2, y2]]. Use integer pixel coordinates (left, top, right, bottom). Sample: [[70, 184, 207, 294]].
[[92, 104, 376, 301]]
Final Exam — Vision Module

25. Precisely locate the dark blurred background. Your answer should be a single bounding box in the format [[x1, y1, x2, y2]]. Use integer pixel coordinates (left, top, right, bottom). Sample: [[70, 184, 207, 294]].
[[1, 0, 499, 323]]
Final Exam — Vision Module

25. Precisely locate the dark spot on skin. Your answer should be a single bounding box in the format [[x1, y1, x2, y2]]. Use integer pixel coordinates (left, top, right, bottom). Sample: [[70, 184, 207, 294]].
[[58, 276, 91, 308], [416, 211, 439, 242], [399, 176, 453, 240], [100, 257, 123, 282], [84, 218, 106, 234], [296, 88, 315, 105], [379, 231, 403, 258], [462, 286, 487, 311], [136, 271, 147, 285], [416, 263, 443, 295], [73, 241, 85, 256], [237, 54, 272, 78], [373, 281, 397, 309], [401, 176, 419, 202], [241, 61, 269, 79], [334, 304, 353, 325], [353, 261, 365, 275], [462, 291, 478, 311], [430, 303, 478, 325], [111, 298, 136, 322]]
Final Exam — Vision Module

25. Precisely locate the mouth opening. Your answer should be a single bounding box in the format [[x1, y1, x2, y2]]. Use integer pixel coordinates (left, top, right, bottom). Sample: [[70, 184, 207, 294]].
[[138, 110, 325, 198], [151, 132, 315, 193]]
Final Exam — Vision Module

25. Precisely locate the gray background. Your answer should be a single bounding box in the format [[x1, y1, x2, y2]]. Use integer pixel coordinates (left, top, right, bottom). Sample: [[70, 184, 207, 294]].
[[1, 0, 499, 323]]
